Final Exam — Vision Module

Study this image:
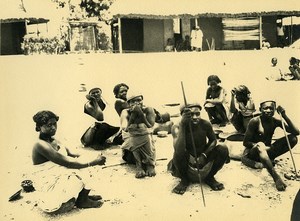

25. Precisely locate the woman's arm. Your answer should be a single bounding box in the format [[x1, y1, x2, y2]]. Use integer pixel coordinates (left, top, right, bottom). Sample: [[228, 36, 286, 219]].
[[84, 100, 104, 121], [34, 141, 105, 169]]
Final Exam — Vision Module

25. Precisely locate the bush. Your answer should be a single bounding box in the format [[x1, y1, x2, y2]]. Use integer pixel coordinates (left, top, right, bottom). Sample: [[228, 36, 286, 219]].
[[21, 35, 66, 55]]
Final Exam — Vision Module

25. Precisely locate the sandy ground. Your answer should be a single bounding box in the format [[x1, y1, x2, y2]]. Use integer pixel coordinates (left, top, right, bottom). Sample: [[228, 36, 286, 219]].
[[1, 49, 300, 221]]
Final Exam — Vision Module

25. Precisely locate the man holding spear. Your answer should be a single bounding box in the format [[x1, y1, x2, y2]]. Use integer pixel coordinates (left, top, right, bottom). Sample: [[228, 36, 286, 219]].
[[242, 100, 299, 191], [168, 102, 229, 194]]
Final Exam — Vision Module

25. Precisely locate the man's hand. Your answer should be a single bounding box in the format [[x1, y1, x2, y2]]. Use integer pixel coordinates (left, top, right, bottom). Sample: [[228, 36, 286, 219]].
[[197, 154, 207, 168], [231, 89, 236, 96], [277, 105, 286, 115], [181, 107, 191, 125]]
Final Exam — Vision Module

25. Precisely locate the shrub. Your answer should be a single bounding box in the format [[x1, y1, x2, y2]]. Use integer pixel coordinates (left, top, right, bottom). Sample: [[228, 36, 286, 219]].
[[21, 35, 66, 55]]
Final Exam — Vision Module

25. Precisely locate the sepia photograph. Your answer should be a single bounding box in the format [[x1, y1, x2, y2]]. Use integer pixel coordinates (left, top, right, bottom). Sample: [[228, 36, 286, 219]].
[[1, 0, 300, 220]]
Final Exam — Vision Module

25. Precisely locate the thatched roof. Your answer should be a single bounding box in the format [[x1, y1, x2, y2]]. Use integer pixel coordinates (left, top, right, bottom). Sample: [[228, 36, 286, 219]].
[[0, 0, 53, 24], [110, 0, 300, 19]]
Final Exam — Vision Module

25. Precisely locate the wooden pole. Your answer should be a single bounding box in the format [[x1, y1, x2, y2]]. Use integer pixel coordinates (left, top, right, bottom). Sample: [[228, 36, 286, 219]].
[[118, 17, 123, 53], [181, 81, 206, 207], [279, 112, 298, 177], [259, 16, 262, 49]]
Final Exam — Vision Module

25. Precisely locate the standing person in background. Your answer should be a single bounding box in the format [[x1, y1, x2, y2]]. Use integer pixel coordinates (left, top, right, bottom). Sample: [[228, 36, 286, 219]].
[[276, 22, 285, 48], [191, 26, 203, 51], [204, 75, 229, 127]]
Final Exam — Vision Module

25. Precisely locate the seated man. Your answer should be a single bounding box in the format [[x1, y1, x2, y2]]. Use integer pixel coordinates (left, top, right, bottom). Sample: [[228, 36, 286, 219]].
[[32, 110, 106, 214], [230, 85, 258, 134], [168, 103, 229, 194], [81, 87, 121, 149], [291, 188, 300, 221], [242, 100, 299, 191], [120, 93, 156, 178]]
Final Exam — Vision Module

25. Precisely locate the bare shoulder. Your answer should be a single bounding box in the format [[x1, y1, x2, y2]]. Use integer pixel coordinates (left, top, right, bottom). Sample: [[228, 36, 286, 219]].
[[33, 139, 50, 151], [200, 119, 212, 128], [144, 106, 155, 113]]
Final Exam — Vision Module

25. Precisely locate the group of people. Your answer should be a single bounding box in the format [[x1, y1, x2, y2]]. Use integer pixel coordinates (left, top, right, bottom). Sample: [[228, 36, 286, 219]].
[[164, 25, 204, 52], [30, 77, 299, 215], [203, 75, 259, 133], [266, 56, 300, 81]]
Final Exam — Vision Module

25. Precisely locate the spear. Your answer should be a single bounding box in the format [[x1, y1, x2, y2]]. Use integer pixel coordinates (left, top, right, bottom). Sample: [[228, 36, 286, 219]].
[[181, 81, 206, 207], [279, 112, 298, 177]]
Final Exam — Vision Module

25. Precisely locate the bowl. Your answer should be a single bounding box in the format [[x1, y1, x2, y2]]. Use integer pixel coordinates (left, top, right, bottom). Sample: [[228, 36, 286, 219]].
[[21, 180, 35, 192], [157, 131, 168, 138]]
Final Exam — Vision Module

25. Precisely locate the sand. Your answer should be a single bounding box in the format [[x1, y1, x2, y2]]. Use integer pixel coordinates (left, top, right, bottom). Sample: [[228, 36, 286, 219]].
[[1, 48, 300, 221]]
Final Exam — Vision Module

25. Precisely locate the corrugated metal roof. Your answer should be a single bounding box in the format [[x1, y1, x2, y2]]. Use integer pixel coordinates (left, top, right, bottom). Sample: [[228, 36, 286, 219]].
[[110, 0, 300, 18]]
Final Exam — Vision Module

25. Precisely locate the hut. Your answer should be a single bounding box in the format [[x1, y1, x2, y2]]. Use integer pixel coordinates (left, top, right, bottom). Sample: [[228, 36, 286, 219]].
[[109, 0, 300, 53], [68, 20, 99, 51], [0, 0, 51, 55]]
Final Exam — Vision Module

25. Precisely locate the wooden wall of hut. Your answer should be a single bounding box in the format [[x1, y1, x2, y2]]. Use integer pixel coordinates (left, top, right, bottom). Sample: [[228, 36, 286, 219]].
[[0, 22, 26, 55], [144, 19, 165, 52], [69, 24, 98, 51]]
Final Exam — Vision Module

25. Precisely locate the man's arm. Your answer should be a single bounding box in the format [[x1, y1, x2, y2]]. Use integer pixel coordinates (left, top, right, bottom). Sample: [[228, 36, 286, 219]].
[[243, 118, 259, 149], [115, 99, 128, 116], [203, 122, 217, 156], [120, 109, 129, 131], [230, 91, 238, 113], [143, 107, 156, 128], [277, 106, 300, 135]]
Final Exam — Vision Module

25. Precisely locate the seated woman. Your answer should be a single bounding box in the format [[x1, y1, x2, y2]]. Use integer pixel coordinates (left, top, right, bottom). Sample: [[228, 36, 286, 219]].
[[230, 85, 258, 134], [81, 87, 121, 149], [113, 83, 129, 116], [32, 110, 106, 214], [204, 75, 229, 127], [289, 57, 300, 80], [165, 38, 174, 52]]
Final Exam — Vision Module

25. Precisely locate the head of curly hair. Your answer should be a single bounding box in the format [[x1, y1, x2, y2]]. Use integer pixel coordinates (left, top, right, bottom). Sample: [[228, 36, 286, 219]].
[[33, 111, 59, 131]]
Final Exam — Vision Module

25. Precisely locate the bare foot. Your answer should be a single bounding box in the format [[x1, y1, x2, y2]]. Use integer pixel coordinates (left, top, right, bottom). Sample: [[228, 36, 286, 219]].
[[275, 177, 287, 191], [172, 180, 189, 195], [76, 198, 103, 208], [205, 177, 224, 191], [146, 165, 156, 177], [88, 195, 102, 201], [135, 169, 146, 179]]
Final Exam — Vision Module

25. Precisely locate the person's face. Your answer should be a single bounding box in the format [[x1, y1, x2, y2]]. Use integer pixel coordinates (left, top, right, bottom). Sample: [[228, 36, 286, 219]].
[[260, 101, 276, 118], [209, 81, 218, 90], [40, 118, 57, 136], [235, 92, 247, 102], [190, 107, 201, 124], [89, 89, 101, 100], [117, 86, 128, 100], [129, 96, 143, 108]]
